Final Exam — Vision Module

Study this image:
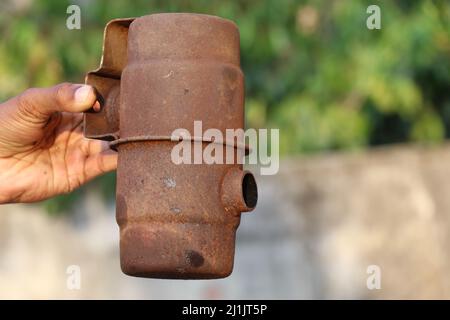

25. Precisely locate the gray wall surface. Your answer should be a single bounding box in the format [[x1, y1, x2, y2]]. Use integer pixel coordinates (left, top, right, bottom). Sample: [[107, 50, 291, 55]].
[[1, 144, 450, 299]]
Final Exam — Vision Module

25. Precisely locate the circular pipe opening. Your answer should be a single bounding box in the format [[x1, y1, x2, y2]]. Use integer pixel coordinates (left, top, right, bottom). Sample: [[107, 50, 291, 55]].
[[242, 173, 258, 209]]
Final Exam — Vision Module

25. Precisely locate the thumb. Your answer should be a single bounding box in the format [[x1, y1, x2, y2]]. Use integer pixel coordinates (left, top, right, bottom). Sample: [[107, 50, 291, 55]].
[[16, 83, 100, 120]]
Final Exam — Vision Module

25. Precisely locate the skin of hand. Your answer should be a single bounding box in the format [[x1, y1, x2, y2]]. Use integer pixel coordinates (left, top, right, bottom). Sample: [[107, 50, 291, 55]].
[[0, 83, 117, 204]]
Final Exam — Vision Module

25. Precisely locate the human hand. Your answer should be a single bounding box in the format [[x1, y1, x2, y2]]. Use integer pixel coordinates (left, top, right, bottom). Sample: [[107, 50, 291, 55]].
[[0, 83, 117, 203]]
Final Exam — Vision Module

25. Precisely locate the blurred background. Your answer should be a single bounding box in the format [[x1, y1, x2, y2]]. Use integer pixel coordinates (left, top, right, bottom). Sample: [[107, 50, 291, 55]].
[[0, 0, 450, 299]]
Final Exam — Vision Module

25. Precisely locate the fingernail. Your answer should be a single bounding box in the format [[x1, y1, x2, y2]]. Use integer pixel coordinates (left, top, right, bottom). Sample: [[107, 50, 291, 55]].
[[74, 85, 93, 103], [93, 101, 101, 112]]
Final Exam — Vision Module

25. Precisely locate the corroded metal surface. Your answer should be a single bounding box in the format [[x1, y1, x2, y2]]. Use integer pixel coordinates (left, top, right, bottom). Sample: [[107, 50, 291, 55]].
[[84, 18, 133, 141], [84, 13, 257, 279]]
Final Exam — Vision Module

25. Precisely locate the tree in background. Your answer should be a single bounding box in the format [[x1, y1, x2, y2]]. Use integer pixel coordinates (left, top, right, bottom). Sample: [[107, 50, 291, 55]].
[[0, 0, 449, 211]]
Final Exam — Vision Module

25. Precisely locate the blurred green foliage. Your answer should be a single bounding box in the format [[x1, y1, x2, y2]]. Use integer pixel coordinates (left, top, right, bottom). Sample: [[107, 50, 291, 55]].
[[0, 0, 449, 212]]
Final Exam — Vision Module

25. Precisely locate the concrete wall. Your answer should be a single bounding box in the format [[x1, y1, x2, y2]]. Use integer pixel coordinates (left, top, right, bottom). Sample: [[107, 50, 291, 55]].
[[1, 144, 450, 299]]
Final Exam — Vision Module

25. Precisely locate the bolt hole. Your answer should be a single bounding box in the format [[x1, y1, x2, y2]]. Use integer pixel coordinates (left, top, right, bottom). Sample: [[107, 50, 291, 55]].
[[242, 173, 257, 209]]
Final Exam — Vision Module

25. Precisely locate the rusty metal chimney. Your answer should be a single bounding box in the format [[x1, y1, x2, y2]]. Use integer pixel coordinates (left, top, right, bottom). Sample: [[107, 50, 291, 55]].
[[83, 13, 257, 279]]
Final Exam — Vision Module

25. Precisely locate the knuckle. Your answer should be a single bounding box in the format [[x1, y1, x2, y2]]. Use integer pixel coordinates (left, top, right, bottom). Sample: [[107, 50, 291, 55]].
[[16, 87, 50, 123], [18, 88, 36, 105], [55, 83, 72, 106], [65, 175, 81, 194], [17, 89, 36, 112], [97, 156, 107, 173]]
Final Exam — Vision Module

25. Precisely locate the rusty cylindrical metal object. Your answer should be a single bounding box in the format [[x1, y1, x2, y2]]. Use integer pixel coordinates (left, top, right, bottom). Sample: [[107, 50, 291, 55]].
[[83, 13, 257, 279]]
